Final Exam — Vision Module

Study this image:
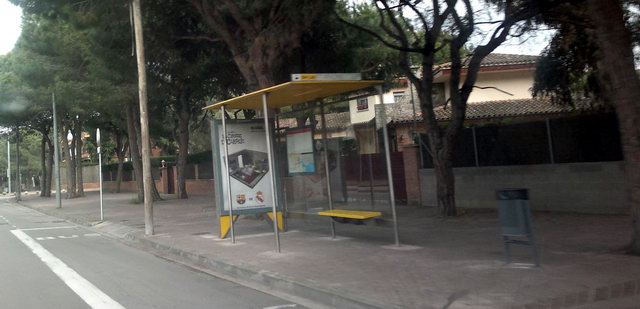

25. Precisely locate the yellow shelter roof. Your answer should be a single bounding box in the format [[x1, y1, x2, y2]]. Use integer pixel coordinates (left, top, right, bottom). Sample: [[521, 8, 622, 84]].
[[203, 80, 383, 110]]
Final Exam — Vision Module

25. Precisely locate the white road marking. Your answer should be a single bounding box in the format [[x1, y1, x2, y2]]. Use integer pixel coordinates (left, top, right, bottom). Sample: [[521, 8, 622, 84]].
[[36, 236, 57, 240], [21, 226, 76, 231], [10, 229, 125, 309], [58, 235, 79, 239], [263, 304, 297, 309], [84, 233, 101, 237]]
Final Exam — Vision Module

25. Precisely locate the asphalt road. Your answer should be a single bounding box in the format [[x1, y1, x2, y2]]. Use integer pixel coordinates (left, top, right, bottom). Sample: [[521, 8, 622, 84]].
[[0, 197, 302, 309]]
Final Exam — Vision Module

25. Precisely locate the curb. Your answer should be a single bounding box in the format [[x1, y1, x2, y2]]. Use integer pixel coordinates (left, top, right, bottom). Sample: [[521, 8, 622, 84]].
[[15, 201, 403, 309]]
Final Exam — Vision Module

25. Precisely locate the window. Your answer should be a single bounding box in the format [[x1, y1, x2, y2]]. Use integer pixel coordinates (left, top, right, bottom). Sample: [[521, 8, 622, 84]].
[[393, 91, 405, 103], [357, 97, 369, 111]]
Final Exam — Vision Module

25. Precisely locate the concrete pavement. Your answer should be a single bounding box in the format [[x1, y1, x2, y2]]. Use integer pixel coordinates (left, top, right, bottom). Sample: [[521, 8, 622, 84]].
[[11, 192, 640, 309]]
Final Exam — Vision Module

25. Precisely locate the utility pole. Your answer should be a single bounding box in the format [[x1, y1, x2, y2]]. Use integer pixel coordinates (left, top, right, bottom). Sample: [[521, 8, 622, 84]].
[[132, 0, 154, 235], [7, 140, 10, 194], [53, 93, 62, 208]]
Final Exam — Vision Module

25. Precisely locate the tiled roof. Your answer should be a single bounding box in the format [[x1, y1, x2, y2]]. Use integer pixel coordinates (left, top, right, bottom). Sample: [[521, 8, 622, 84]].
[[438, 53, 539, 70], [278, 111, 351, 130], [390, 98, 594, 123]]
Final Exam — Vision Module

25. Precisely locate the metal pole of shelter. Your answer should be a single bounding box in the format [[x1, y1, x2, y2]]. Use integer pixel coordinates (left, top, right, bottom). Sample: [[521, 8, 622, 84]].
[[274, 111, 288, 232], [377, 86, 400, 246], [220, 105, 236, 244], [320, 101, 336, 238], [262, 93, 281, 253], [52, 93, 62, 208]]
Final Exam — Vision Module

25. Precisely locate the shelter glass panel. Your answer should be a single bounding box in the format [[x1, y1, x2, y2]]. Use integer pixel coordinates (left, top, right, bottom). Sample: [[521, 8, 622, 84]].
[[275, 102, 396, 220]]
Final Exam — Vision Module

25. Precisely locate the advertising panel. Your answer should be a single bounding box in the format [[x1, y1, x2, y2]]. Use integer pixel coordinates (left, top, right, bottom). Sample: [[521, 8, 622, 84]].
[[212, 120, 278, 215], [286, 127, 316, 175]]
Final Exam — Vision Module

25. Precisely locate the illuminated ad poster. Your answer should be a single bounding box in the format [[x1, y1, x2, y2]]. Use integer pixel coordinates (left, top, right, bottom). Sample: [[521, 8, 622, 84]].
[[286, 127, 316, 175], [212, 120, 278, 215]]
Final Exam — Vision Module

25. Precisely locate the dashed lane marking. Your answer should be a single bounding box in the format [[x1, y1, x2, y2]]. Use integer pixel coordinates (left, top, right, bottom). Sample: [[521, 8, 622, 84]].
[[263, 304, 298, 309], [10, 229, 125, 309], [36, 234, 102, 241], [21, 226, 76, 231]]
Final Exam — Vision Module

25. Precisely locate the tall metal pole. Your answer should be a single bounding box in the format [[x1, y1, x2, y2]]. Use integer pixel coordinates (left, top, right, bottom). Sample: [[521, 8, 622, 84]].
[[52, 93, 62, 208], [15, 129, 21, 202], [262, 93, 281, 253], [97, 128, 104, 221], [320, 101, 336, 238], [472, 126, 479, 167], [545, 118, 555, 164], [220, 105, 235, 243], [377, 86, 400, 246], [132, 0, 154, 236], [6, 140, 10, 194]]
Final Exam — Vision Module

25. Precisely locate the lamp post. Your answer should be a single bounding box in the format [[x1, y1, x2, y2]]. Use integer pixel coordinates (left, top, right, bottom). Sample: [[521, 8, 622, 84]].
[[52, 93, 62, 208], [67, 130, 73, 158], [67, 130, 73, 198], [6, 140, 10, 194], [97, 128, 104, 221]]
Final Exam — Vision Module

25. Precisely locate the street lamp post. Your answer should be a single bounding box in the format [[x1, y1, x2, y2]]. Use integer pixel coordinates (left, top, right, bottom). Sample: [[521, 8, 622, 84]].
[[6, 140, 10, 194], [52, 93, 62, 208], [97, 128, 104, 221], [67, 130, 73, 159]]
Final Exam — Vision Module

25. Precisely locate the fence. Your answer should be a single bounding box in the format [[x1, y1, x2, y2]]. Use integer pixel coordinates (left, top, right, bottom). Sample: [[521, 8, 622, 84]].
[[420, 113, 622, 168]]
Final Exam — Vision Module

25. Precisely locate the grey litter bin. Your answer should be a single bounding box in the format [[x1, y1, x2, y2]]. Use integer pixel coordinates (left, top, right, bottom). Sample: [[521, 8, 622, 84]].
[[496, 188, 540, 266]]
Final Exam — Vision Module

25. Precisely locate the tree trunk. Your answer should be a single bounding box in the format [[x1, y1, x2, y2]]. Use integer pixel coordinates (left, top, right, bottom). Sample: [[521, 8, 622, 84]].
[[176, 91, 190, 199], [74, 120, 84, 197], [589, 0, 640, 255], [126, 101, 145, 203], [126, 100, 161, 202], [114, 133, 127, 194], [45, 134, 54, 198], [428, 130, 457, 216], [39, 132, 47, 197]]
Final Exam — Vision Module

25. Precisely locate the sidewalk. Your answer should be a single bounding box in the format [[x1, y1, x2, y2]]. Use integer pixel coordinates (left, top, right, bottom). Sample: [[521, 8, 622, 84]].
[[14, 191, 640, 309]]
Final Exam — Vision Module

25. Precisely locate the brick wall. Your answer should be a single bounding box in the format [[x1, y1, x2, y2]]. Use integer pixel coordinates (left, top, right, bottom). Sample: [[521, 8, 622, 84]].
[[402, 144, 421, 205]]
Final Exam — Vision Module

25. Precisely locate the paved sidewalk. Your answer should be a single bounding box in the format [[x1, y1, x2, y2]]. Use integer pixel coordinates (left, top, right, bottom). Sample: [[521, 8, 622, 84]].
[[12, 191, 640, 309]]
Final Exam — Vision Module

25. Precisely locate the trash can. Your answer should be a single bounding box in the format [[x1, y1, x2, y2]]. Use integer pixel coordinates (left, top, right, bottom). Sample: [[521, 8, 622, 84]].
[[496, 188, 540, 266], [497, 188, 531, 236]]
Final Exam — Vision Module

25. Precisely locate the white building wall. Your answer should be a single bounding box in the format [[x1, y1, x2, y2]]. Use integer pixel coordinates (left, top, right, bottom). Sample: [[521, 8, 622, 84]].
[[441, 69, 535, 103]]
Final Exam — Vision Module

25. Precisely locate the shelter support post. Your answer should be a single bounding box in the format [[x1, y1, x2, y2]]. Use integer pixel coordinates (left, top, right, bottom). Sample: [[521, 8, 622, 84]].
[[274, 112, 288, 232], [377, 86, 400, 246], [320, 101, 337, 238], [219, 215, 239, 239], [262, 93, 281, 253], [220, 105, 236, 243], [266, 211, 284, 231]]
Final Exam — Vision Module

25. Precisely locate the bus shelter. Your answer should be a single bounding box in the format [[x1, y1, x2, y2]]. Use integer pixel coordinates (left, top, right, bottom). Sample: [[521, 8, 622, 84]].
[[204, 74, 400, 252]]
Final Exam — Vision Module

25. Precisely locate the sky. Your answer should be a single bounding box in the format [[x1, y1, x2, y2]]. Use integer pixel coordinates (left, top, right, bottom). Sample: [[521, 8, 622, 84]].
[[0, 0, 21, 55]]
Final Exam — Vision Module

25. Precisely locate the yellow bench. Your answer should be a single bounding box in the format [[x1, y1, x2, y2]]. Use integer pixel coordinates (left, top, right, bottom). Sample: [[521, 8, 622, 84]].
[[317, 209, 382, 223]]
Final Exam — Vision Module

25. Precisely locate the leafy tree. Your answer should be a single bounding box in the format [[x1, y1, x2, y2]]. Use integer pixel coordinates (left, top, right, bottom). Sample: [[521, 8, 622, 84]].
[[532, 0, 640, 254], [144, 0, 244, 199], [341, 0, 545, 216]]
